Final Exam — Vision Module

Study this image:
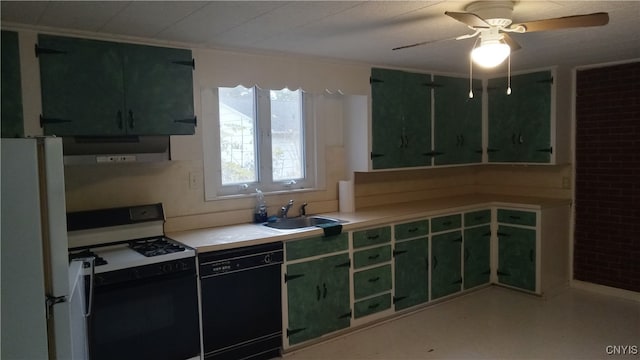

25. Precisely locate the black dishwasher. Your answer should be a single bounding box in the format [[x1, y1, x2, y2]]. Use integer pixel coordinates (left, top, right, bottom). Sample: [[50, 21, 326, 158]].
[[199, 242, 283, 360]]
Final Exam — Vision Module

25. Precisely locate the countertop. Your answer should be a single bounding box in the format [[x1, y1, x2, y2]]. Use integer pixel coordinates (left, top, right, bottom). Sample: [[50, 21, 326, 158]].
[[168, 194, 570, 253]]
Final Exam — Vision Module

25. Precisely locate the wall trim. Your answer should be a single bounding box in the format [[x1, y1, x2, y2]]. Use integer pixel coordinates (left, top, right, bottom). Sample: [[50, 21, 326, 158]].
[[571, 280, 640, 302]]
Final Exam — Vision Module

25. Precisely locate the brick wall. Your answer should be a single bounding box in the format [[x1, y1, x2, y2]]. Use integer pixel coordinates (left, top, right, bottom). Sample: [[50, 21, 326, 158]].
[[574, 61, 640, 292]]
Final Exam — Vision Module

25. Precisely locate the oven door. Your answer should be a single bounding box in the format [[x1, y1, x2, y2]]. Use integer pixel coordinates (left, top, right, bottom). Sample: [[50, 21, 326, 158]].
[[88, 268, 199, 360]]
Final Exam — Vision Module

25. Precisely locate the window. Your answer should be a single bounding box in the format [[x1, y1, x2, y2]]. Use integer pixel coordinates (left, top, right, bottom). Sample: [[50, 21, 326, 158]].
[[204, 86, 318, 198]]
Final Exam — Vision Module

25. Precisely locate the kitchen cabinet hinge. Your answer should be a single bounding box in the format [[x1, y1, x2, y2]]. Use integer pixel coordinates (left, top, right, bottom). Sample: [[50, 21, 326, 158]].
[[392, 249, 407, 257], [422, 151, 443, 157], [284, 273, 305, 282], [537, 77, 554, 84], [286, 327, 306, 337], [174, 116, 197, 126], [393, 296, 407, 304], [486, 148, 500, 153], [370, 152, 385, 159], [338, 310, 352, 319], [172, 59, 195, 70], [40, 115, 72, 127], [35, 44, 67, 57], [536, 147, 553, 153], [370, 77, 383, 84]]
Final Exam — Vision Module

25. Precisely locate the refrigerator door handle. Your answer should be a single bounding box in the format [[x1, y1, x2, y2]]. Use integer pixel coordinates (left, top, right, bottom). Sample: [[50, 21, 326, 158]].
[[71, 257, 95, 317]]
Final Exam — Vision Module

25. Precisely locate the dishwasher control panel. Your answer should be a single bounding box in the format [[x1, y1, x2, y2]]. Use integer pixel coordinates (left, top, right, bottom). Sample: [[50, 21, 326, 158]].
[[198, 242, 283, 277]]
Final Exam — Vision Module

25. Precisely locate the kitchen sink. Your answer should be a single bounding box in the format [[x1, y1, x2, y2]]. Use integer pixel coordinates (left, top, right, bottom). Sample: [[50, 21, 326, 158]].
[[264, 216, 343, 230]]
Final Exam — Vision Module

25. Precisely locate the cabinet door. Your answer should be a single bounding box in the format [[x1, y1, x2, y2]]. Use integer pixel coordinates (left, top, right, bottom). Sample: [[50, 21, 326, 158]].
[[122, 44, 195, 135], [431, 231, 462, 300], [286, 253, 351, 345], [38, 35, 125, 136], [370, 68, 430, 169], [1, 31, 24, 138], [497, 225, 536, 292], [488, 71, 552, 163], [433, 76, 482, 165], [393, 238, 428, 311], [463, 225, 491, 289]]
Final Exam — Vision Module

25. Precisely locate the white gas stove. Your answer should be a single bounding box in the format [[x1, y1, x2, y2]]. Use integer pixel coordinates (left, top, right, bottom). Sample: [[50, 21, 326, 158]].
[[67, 203, 195, 274]]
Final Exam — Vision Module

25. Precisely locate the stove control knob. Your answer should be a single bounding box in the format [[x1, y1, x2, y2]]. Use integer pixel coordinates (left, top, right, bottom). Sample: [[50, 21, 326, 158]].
[[161, 263, 173, 273], [264, 254, 272, 264]]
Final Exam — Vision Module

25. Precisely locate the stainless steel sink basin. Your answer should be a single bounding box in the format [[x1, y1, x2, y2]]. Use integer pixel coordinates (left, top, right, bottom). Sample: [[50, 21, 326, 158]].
[[264, 216, 342, 230]]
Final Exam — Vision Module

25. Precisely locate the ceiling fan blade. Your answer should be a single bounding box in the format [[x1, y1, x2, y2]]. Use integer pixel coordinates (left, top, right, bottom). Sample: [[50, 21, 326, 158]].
[[510, 12, 609, 33], [502, 33, 521, 51], [392, 36, 459, 51], [445, 11, 490, 29]]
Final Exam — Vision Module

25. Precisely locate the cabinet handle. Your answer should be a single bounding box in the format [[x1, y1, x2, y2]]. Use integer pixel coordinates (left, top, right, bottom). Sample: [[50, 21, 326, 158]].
[[474, 216, 485, 221], [368, 254, 380, 260], [316, 285, 321, 301], [323, 283, 327, 299], [518, 133, 524, 144], [367, 234, 380, 240], [117, 111, 123, 129], [393, 249, 407, 257], [433, 256, 438, 269], [509, 215, 521, 220], [408, 227, 418, 233], [442, 221, 452, 226], [368, 303, 380, 309], [128, 110, 135, 129], [368, 277, 380, 283], [404, 135, 409, 148]]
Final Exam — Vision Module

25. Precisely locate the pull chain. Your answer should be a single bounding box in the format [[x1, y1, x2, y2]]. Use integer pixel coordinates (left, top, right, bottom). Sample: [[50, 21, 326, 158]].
[[507, 54, 512, 95], [468, 53, 474, 98]]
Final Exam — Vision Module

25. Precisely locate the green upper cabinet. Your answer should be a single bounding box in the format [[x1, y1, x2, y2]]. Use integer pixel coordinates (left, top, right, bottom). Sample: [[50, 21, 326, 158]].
[[487, 70, 553, 163], [433, 76, 482, 165], [286, 253, 351, 345], [370, 68, 431, 169], [394, 237, 429, 311], [431, 231, 463, 300], [38, 34, 195, 136], [1, 30, 24, 138]]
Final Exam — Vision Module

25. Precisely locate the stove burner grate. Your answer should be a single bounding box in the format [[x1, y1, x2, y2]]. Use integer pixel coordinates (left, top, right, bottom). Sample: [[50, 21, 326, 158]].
[[69, 249, 107, 267], [129, 237, 186, 257]]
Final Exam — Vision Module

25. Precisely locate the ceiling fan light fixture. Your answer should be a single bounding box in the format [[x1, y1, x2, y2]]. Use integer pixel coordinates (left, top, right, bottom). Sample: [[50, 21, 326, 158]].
[[471, 38, 510, 68]]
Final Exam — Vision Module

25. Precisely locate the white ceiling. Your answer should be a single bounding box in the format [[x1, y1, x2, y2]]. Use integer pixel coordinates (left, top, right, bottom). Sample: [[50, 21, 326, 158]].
[[2, 1, 640, 74]]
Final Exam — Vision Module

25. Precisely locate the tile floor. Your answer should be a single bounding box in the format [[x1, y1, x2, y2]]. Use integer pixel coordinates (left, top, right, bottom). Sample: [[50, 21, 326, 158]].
[[282, 286, 640, 359]]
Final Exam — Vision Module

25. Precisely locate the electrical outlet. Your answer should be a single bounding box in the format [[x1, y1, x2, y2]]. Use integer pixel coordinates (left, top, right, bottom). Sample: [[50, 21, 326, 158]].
[[189, 171, 202, 190], [562, 176, 571, 189]]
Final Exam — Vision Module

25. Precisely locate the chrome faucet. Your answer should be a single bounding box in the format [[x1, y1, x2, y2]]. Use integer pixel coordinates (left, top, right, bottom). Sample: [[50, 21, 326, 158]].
[[280, 200, 294, 219]]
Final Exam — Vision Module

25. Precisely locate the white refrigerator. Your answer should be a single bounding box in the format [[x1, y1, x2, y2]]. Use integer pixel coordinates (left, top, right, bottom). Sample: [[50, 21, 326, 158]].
[[1, 137, 88, 360]]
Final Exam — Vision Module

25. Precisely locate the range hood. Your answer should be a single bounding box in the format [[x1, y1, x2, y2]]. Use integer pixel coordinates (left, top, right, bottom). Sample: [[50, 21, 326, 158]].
[[62, 136, 170, 165]]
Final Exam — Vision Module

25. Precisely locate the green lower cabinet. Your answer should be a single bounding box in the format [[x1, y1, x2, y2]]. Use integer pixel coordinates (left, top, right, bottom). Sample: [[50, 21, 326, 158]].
[[353, 264, 392, 299], [354, 293, 391, 319], [393, 238, 429, 311], [431, 231, 462, 300], [286, 253, 351, 345], [497, 225, 536, 292], [463, 226, 491, 290]]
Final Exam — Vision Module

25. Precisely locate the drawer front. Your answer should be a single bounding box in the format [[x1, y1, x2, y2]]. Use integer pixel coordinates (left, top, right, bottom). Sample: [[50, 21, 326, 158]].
[[354, 245, 392, 269], [497, 209, 536, 227], [285, 233, 348, 261], [353, 226, 391, 248], [464, 209, 491, 227], [354, 293, 391, 319], [354, 264, 392, 299], [431, 214, 462, 233], [395, 219, 429, 241]]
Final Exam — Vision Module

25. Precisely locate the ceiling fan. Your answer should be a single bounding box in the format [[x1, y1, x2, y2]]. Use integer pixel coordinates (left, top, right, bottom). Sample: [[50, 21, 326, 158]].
[[393, 1, 609, 68]]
